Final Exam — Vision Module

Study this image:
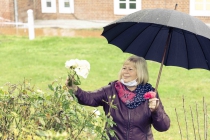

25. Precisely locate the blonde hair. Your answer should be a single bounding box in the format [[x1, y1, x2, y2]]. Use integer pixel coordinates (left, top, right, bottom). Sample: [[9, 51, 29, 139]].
[[118, 55, 149, 85]]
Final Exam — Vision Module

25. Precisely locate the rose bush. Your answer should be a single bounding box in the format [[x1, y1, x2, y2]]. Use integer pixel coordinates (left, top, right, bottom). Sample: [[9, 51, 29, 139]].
[[0, 59, 116, 140]]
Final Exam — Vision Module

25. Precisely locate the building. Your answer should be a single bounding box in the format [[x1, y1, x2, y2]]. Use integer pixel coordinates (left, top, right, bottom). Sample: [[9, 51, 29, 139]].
[[0, 0, 210, 24]]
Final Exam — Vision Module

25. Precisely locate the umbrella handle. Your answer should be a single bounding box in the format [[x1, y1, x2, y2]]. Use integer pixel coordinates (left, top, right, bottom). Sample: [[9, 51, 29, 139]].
[[155, 4, 179, 92], [155, 29, 172, 92]]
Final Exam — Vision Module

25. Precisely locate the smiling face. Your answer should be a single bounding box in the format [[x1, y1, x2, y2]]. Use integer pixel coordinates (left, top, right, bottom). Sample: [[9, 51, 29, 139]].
[[118, 55, 149, 85], [120, 62, 137, 83]]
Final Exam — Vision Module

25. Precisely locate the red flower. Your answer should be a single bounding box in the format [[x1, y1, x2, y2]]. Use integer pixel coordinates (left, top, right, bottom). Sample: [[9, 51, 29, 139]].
[[144, 91, 156, 99]]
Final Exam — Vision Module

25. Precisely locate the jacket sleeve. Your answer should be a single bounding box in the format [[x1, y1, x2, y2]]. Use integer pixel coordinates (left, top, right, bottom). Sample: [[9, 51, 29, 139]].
[[151, 94, 170, 132], [74, 86, 109, 107]]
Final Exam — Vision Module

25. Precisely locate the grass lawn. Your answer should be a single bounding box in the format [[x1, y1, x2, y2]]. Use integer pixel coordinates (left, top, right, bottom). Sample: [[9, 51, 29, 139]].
[[0, 35, 209, 140]]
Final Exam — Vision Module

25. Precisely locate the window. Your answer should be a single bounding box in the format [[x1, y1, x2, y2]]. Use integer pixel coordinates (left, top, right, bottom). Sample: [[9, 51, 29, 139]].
[[46, 1, 51, 7], [114, 0, 141, 15], [190, 0, 210, 16], [59, 0, 74, 13], [41, 0, 56, 13]]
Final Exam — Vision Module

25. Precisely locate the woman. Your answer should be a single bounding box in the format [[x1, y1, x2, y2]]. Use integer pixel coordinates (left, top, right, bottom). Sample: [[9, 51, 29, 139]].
[[67, 55, 170, 140]]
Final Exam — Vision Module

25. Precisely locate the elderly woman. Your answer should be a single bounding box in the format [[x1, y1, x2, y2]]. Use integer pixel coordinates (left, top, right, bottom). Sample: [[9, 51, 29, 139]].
[[67, 55, 170, 140]]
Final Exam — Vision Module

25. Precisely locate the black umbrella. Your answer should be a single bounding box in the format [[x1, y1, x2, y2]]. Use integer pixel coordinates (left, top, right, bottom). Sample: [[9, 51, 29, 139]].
[[102, 7, 210, 92]]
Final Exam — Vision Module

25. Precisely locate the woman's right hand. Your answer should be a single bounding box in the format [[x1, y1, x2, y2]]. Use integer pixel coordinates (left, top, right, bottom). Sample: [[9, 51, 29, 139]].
[[65, 76, 78, 92], [149, 98, 159, 112]]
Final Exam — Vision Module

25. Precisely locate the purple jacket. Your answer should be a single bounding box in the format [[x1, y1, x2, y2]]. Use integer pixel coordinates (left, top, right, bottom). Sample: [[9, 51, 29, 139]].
[[76, 81, 170, 140]]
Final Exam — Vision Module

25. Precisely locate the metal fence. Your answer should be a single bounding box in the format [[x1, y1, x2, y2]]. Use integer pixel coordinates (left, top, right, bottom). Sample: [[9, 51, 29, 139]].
[[0, 10, 34, 39], [0, 19, 28, 37]]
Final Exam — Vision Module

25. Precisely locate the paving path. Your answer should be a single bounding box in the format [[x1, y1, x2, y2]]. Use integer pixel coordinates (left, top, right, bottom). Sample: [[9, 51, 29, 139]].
[[34, 19, 210, 29]]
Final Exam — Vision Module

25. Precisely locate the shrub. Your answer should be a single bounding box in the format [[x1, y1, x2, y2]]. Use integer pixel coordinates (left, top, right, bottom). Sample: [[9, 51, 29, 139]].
[[0, 78, 116, 140]]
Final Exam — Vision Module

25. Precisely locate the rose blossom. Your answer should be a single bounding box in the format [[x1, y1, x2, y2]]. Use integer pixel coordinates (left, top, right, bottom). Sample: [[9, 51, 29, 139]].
[[144, 91, 156, 99], [65, 59, 80, 69], [65, 59, 90, 79]]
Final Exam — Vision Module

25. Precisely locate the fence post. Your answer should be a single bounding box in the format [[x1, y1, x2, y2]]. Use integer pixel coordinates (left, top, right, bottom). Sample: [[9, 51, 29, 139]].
[[27, 9, 35, 40]]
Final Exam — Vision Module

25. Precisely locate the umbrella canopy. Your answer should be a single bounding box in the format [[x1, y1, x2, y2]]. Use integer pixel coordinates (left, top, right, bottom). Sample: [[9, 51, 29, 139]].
[[101, 8, 210, 91]]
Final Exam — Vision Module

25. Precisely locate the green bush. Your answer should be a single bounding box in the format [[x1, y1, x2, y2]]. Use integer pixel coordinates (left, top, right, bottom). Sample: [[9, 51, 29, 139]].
[[0, 78, 116, 140]]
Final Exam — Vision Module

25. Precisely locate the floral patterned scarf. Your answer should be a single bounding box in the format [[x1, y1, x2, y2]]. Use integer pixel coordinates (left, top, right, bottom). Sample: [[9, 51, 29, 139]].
[[115, 81, 154, 109]]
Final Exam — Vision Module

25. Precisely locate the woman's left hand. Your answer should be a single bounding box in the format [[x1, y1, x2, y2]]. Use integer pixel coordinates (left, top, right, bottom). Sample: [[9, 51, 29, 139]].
[[149, 98, 159, 112]]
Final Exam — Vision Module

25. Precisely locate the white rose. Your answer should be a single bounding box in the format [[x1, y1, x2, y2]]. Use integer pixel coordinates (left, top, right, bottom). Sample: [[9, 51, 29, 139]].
[[79, 60, 90, 70], [65, 59, 80, 69], [74, 60, 90, 78], [65, 59, 90, 78], [75, 67, 89, 78]]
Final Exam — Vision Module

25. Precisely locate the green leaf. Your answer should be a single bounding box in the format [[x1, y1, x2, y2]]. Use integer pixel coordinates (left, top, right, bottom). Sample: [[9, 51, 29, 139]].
[[35, 130, 47, 137], [55, 92, 58, 98], [38, 117, 45, 126], [95, 126, 102, 132], [109, 129, 115, 137], [55, 86, 59, 91], [0, 89, 4, 94], [22, 127, 31, 133], [48, 84, 54, 91], [54, 116, 61, 123], [38, 96, 45, 101], [22, 89, 27, 94], [11, 111, 18, 117]]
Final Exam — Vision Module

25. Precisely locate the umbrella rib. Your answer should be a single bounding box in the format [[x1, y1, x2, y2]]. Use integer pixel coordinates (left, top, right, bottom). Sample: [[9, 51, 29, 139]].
[[108, 22, 137, 43], [123, 23, 152, 51], [182, 30, 190, 69], [101, 23, 119, 35], [162, 28, 172, 65], [194, 35, 210, 70], [145, 25, 166, 58]]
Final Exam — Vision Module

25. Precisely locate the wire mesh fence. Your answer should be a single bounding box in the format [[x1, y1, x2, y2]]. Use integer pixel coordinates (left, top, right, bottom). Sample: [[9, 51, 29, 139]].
[[0, 19, 28, 37]]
